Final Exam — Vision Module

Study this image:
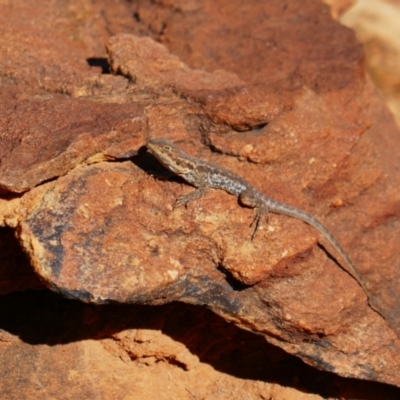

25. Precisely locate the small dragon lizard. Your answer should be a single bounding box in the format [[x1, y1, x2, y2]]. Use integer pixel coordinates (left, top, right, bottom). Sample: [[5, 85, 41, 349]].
[[147, 138, 381, 316]]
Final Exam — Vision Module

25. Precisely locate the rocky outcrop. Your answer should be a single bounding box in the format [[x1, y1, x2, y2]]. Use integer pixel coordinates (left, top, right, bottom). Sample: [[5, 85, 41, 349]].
[[1, 0, 400, 397]]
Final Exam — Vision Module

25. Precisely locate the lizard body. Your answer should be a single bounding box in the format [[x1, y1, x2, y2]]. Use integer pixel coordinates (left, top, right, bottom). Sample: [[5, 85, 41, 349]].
[[147, 138, 378, 314]]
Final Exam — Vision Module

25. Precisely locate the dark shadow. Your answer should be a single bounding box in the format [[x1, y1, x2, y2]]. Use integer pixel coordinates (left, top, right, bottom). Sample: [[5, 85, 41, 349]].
[[131, 144, 188, 184], [86, 57, 110, 74], [0, 190, 26, 201], [132, 11, 141, 23], [0, 289, 399, 399], [317, 242, 342, 269], [0, 227, 45, 294], [216, 264, 252, 291], [251, 122, 268, 130]]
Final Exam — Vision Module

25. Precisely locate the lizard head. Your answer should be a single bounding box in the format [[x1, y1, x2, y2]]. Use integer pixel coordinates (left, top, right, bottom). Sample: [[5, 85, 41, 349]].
[[147, 138, 194, 175]]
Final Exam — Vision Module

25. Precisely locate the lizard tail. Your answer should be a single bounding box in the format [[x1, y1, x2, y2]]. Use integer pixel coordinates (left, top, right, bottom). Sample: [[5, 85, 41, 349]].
[[263, 197, 369, 294]]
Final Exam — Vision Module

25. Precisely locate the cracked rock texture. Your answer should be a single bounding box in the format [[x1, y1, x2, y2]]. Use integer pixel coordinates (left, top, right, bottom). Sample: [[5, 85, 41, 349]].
[[1, 0, 400, 398]]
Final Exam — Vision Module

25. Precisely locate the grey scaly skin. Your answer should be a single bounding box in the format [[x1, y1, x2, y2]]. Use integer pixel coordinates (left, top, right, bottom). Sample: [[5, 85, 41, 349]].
[[147, 138, 381, 316]]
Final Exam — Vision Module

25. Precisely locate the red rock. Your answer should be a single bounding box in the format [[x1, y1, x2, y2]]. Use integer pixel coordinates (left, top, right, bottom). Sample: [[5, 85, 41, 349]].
[[1, 0, 400, 396], [0, 89, 145, 193]]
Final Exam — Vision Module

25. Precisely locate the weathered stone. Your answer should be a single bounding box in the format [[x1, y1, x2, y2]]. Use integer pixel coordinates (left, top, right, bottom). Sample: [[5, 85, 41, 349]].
[[16, 150, 400, 387], [107, 34, 243, 91], [0, 0, 134, 95], [1, 0, 400, 396], [107, 34, 289, 132], [0, 88, 145, 193]]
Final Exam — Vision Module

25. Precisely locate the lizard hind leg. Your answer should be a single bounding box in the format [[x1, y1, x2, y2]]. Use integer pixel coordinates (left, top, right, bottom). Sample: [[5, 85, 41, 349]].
[[239, 189, 269, 240], [249, 205, 269, 240]]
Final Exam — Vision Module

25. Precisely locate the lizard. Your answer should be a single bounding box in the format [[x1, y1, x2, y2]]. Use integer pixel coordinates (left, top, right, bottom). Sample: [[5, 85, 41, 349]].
[[146, 137, 381, 316]]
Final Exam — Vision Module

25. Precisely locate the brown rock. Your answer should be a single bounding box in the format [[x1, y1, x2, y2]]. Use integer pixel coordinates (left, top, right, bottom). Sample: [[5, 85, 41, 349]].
[[1, 0, 400, 397], [0, 0, 135, 94], [15, 149, 400, 387], [107, 33, 243, 91], [107, 33, 288, 132], [0, 88, 144, 193]]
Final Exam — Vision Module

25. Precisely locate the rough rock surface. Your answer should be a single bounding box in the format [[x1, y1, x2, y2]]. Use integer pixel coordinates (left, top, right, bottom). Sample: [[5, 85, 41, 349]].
[[1, 0, 400, 398]]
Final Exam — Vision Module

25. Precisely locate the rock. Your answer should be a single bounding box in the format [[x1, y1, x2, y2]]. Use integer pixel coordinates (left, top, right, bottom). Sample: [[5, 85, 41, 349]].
[[0, 89, 145, 193], [1, 0, 400, 396]]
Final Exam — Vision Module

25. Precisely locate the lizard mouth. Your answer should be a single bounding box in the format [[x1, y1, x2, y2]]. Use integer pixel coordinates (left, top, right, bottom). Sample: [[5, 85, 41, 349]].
[[146, 142, 172, 170]]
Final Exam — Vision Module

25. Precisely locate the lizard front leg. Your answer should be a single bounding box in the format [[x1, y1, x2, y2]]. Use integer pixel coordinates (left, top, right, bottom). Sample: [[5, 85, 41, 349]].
[[174, 184, 209, 208]]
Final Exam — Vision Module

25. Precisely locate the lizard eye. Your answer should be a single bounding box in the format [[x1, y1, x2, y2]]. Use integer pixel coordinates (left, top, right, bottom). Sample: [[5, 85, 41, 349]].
[[163, 145, 171, 151]]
